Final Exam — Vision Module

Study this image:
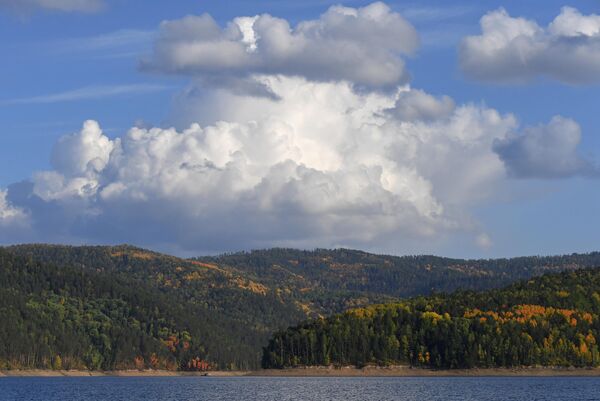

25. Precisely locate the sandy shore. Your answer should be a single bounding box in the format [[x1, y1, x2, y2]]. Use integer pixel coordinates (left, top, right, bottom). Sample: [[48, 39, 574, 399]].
[[0, 369, 249, 377], [2, 366, 600, 377]]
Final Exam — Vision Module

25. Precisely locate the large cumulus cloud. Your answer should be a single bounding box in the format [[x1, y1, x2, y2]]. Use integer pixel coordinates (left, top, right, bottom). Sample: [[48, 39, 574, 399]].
[[2, 76, 528, 252], [141, 2, 419, 90], [1, 2, 596, 255], [460, 7, 600, 83]]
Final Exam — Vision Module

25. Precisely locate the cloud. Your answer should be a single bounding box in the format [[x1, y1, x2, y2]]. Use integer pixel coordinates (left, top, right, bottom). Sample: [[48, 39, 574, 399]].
[[1, 2, 595, 255], [141, 2, 419, 90], [0, 190, 24, 221], [399, 5, 475, 23], [460, 7, 600, 83], [0, 0, 104, 13], [475, 233, 493, 250], [65, 30, 154, 51], [493, 116, 598, 179], [5, 84, 172, 104], [52, 120, 113, 176], [0, 76, 526, 253], [51, 30, 155, 58], [389, 89, 455, 121], [0, 189, 28, 233]]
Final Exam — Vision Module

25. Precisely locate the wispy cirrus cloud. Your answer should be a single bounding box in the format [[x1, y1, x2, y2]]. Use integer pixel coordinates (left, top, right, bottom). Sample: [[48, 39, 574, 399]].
[[53, 29, 155, 53], [40, 29, 156, 60], [394, 3, 478, 48], [4, 84, 173, 105], [398, 4, 476, 22], [0, 0, 105, 14]]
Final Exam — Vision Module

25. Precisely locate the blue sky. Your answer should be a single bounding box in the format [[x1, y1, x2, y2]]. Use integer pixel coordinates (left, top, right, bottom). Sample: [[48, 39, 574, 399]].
[[0, 0, 598, 257]]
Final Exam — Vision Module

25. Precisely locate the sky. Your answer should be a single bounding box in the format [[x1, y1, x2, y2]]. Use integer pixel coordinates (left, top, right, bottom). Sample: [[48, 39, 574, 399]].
[[0, 0, 599, 258]]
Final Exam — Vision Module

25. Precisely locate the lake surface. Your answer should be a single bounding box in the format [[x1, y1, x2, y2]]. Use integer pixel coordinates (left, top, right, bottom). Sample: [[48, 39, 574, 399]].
[[1, 376, 599, 401]]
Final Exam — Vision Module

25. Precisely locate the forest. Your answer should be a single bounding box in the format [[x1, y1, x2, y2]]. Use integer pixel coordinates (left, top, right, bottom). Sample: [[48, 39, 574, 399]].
[[2, 244, 600, 371], [262, 269, 600, 369], [0, 248, 262, 371]]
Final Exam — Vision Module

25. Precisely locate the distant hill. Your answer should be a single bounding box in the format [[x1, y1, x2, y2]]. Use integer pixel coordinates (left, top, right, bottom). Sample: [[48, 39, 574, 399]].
[[201, 248, 600, 300], [263, 268, 600, 369], [2, 244, 600, 370]]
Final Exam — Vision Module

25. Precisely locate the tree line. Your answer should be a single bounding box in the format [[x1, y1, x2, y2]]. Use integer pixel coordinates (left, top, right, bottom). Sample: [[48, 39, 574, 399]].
[[263, 269, 600, 369], [4, 244, 600, 370]]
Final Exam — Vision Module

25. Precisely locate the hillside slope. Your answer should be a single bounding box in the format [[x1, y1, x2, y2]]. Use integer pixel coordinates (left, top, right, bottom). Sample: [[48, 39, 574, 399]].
[[4, 245, 307, 370], [0, 248, 256, 371], [3, 244, 600, 370], [200, 248, 600, 309], [263, 269, 600, 369]]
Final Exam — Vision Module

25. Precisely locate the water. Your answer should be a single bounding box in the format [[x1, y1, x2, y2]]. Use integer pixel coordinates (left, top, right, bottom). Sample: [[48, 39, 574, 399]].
[[0, 376, 599, 401]]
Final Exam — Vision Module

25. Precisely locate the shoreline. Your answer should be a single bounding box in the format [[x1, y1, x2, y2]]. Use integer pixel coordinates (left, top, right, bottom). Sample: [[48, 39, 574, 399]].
[[0, 369, 250, 377], [2, 366, 600, 377], [253, 366, 600, 377]]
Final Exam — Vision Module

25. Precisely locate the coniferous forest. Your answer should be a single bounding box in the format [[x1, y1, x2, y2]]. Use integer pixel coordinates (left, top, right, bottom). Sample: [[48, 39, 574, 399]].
[[262, 269, 600, 369], [1, 244, 600, 371]]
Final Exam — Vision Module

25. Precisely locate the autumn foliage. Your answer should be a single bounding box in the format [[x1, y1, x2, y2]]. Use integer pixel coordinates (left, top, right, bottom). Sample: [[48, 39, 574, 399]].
[[264, 269, 600, 369], [186, 357, 213, 371]]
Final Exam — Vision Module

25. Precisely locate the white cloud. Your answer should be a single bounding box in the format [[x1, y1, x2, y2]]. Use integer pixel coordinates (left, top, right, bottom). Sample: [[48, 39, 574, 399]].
[[549, 7, 600, 37], [460, 7, 600, 83], [1, 2, 595, 255], [0, 0, 104, 13], [2, 76, 526, 252], [0, 190, 28, 227], [389, 89, 455, 121], [493, 116, 598, 178], [142, 2, 419, 89], [52, 119, 112, 174]]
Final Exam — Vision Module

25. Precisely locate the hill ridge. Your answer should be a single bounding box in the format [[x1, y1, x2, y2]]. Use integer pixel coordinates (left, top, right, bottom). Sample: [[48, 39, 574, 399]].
[[2, 244, 600, 370]]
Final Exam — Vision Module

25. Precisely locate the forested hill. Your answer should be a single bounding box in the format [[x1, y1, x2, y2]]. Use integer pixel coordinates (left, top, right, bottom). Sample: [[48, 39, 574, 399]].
[[2, 244, 600, 371], [263, 269, 600, 369], [200, 248, 600, 299], [0, 247, 266, 372], [1, 245, 307, 371]]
